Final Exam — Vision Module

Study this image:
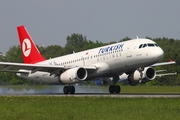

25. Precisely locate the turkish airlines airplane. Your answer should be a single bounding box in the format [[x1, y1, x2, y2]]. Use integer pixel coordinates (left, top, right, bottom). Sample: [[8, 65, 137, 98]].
[[0, 25, 175, 94]]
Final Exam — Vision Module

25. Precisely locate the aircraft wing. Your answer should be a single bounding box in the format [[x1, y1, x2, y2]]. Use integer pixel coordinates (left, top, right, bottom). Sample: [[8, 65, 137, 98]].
[[151, 61, 176, 67], [0, 62, 97, 74], [152, 61, 176, 77], [0, 61, 176, 74]]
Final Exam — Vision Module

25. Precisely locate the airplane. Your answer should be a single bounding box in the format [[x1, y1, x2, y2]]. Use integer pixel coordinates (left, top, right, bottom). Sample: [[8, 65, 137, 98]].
[[0, 25, 176, 94]]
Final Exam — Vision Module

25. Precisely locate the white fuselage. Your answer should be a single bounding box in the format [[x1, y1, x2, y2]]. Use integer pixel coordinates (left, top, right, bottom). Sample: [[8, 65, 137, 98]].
[[17, 38, 164, 84]]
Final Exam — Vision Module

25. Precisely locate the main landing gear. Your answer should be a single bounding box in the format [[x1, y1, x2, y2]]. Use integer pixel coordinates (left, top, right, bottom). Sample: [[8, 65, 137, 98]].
[[109, 75, 121, 94], [109, 85, 121, 94], [63, 86, 75, 94]]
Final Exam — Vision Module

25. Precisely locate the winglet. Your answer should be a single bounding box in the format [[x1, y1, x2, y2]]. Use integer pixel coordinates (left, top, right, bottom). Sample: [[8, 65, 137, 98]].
[[169, 59, 174, 66], [17, 25, 46, 64], [169, 59, 173, 62]]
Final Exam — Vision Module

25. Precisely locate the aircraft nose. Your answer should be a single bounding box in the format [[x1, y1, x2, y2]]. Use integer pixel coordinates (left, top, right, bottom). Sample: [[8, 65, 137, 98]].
[[153, 47, 164, 61]]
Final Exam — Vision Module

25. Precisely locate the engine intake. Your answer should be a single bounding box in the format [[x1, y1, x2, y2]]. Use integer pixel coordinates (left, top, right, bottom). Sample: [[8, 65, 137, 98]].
[[128, 67, 156, 83], [145, 67, 156, 80]]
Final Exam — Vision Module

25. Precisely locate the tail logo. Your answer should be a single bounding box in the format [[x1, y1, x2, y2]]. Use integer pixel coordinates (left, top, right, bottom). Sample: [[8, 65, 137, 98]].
[[22, 38, 31, 57]]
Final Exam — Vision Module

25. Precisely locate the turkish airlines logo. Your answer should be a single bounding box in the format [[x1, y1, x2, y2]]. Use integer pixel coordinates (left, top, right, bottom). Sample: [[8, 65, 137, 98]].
[[22, 38, 31, 57]]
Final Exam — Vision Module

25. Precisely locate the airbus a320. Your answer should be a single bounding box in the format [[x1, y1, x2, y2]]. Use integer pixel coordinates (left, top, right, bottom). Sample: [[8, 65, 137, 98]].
[[0, 25, 175, 94]]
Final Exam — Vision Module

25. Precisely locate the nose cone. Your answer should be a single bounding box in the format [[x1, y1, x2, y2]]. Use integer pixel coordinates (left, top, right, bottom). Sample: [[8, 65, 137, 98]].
[[153, 47, 164, 62]]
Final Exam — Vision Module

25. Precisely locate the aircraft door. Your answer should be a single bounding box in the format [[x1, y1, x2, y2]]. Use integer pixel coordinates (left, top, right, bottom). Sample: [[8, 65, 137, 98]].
[[83, 55, 90, 65], [89, 54, 94, 64], [126, 41, 134, 57], [81, 56, 85, 65]]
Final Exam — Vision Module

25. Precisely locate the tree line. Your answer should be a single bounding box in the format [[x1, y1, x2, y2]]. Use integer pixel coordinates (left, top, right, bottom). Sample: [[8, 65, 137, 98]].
[[0, 34, 179, 85]]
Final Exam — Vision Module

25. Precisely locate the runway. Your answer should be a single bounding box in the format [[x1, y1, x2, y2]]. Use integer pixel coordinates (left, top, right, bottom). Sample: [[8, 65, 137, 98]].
[[1, 93, 180, 98], [0, 85, 180, 97]]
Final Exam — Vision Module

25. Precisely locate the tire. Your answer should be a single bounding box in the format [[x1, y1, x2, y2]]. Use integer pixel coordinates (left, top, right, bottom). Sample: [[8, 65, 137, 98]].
[[63, 86, 69, 94], [114, 85, 121, 94], [69, 86, 75, 94], [109, 85, 114, 94]]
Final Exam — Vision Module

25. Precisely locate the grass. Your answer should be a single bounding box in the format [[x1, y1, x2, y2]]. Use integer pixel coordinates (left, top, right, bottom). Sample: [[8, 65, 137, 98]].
[[120, 86, 180, 94], [0, 96, 179, 120], [0, 85, 180, 120]]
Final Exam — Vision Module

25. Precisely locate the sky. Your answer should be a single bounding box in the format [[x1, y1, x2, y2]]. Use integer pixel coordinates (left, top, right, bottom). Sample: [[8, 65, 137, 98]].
[[0, 1, 180, 53]]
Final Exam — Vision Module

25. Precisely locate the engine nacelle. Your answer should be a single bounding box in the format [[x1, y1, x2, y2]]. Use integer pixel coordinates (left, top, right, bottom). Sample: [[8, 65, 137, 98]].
[[128, 67, 156, 83], [60, 67, 88, 84]]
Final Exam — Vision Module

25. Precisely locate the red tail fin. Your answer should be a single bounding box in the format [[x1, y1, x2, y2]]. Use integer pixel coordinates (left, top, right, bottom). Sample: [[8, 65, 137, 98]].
[[17, 25, 46, 64]]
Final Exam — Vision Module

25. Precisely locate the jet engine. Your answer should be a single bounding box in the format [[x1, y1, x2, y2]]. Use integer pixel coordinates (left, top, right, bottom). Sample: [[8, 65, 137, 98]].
[[60, 67, 88, 84], [128, 67, 156, 83]]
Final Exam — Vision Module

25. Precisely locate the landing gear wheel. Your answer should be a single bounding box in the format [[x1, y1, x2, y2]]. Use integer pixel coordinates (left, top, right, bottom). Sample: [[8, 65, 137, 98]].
[[109, 85, 114, 94], [114, 85, 121, 93], [63, 86, 69, 94], [69, 86, 75, 94], [109, 85, 121, 94]]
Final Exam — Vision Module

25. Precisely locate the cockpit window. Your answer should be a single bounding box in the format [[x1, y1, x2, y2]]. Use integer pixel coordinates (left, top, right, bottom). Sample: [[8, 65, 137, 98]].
[[139, 43, 159, 49], [143, 44, 147, 48], [155, 44, 159, 47], [139, 44, 143, 48], [147, 43, 155, 47]]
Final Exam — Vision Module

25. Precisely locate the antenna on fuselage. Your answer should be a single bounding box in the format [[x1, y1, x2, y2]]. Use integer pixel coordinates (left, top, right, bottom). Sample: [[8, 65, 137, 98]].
[[136, 36, 139, 39]]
